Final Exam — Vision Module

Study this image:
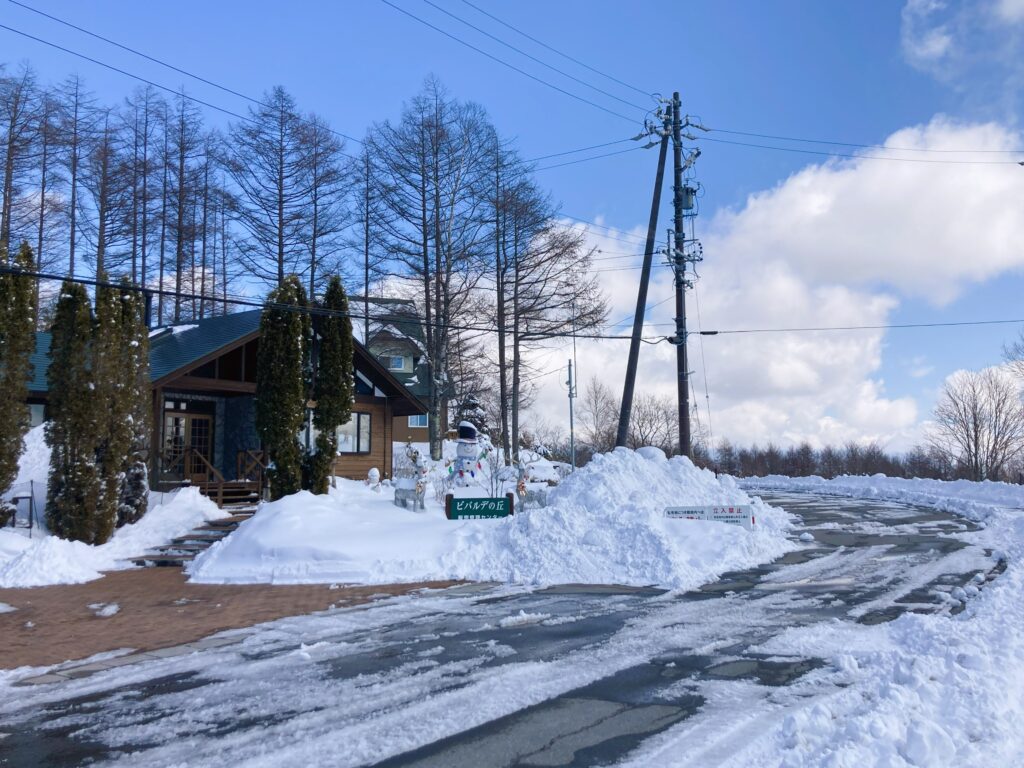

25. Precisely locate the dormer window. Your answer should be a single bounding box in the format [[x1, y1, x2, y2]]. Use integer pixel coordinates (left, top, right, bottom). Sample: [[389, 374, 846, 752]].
[[385, 355, 405, 371]]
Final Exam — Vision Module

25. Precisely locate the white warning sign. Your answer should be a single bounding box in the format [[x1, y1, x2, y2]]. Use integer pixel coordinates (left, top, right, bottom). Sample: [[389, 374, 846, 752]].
[[665, 505, 755, 531]]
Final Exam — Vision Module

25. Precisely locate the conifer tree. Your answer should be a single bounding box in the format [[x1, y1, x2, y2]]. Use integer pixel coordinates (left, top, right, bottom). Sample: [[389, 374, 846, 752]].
[[92, 277, 132, 542], [256, 275, 308, 499], [45, 282, 101, 542], [310, 276, 353, 494], [117, 282, 151, 525], [0, 242, 37, 524]]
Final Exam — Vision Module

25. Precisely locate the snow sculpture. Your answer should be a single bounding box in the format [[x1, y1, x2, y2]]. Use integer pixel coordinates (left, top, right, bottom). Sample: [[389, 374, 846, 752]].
[[393, 442, 426, 511], [365, 467, 382, 492], [454, 421, 482, 488]]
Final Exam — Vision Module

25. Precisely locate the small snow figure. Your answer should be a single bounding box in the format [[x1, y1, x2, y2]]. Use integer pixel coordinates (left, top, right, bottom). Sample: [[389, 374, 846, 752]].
[[365, 467, 381, 492], [393, 442, 427, 510], [454, 421, 478, 488]]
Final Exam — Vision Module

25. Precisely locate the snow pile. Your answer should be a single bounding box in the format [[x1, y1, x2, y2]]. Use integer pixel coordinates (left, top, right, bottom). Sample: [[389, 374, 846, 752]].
[[189, 447, 794, 588], [1, 425, 50, 533], [0, 488, 226, 588], [13, 425, 49, 488], [728, 474, 1024, 767], [88, 602, 120, 618]]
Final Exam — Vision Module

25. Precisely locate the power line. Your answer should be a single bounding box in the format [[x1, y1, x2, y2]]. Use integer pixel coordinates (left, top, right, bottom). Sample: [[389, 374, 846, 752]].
[[20, 0, 1016, 166], [420, 0, 648, 112], [708, 126, 1024, 155], [7, 267, 664, 342], [457, 0, 653, 99], [5, 1, 365, 147], [692, 318, 1024, 335], [692, 280, 713, 450], [0, 21, 364, 163], [377, 0, 640, 124], [0, 9, 665, 250], [534, 145, 647, 172], [0, 15, 661, 188], [525, 137, 634, 162], [694, 135, 1024, 165], [557, 213, 649, 244]]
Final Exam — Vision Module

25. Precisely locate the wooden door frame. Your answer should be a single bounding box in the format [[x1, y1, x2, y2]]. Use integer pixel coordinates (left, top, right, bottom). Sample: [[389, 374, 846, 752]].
[[161, 410, 216, 483]]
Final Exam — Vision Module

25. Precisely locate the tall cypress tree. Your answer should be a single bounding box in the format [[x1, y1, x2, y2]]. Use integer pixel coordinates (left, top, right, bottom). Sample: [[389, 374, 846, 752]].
[[117, 281, 151, 526], [310, 276, 354, 494], [92, 277, 130, 542], [45, 282, 101, 542], [0, 242, 37, 525], [256, 275, 308, 500]]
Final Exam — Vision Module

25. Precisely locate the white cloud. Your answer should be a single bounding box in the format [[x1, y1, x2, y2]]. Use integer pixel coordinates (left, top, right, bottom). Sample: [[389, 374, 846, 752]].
[[902, 0, 954, 69], [995, 0, 1024, 23], [706, 118, 1024, 305], [527, 119, 1022, 453], [900, 0, 1024, 116]]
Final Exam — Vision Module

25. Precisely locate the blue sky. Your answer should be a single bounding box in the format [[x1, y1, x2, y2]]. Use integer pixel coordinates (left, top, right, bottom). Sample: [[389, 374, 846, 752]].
[[3, 0, 1023, 449]]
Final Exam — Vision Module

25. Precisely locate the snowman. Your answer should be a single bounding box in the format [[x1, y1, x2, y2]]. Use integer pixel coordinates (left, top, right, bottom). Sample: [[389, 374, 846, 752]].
[[454, 421, 480, 488]]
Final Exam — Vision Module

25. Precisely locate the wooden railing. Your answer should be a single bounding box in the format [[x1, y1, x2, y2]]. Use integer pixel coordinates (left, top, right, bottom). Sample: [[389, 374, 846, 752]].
[[237, 450, 267, 485], [160, 447, 225, 486]]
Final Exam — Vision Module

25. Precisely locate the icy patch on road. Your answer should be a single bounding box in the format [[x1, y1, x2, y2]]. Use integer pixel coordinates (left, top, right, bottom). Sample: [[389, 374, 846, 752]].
[[673, 474, 1024, 767], [189, 448, 795, 589], [498, 610, 550, 628]]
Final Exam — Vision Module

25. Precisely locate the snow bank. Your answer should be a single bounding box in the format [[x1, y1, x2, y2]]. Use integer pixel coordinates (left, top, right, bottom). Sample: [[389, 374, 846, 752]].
[[189, 448, 794, 588], [13, 424, 49, 488], [0, 488, 226, 588], [1, 424, 50, 534], [1, 422, 229, 587], [725, 474, 1024, 767]]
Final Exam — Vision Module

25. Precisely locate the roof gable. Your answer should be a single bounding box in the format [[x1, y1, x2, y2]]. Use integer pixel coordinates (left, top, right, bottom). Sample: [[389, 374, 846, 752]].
[[29, 308, 426, 415], [149, 310, 262, 382]]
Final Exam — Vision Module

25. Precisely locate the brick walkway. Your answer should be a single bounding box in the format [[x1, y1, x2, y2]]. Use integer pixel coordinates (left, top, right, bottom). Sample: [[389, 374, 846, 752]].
[[0, 569, 457, 670]]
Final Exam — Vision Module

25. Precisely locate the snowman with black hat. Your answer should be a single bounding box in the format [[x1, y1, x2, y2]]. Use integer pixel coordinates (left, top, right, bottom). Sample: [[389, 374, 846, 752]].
[[454, 421, 480, 487]]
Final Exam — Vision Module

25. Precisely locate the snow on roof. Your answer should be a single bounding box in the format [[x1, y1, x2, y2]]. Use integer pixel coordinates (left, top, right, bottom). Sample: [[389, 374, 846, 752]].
[[149, 323, 198, 338]]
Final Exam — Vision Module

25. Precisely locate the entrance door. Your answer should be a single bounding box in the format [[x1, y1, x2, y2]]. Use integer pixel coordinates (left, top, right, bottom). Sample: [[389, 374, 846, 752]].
[[162, 413, 214, 483]]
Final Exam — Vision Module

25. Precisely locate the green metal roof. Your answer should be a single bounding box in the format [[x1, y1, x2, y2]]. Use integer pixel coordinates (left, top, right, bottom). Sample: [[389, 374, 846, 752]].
[[28, 310, 262, 393], [28, 309, 427, 416], [149, 310, 261, 382], [28, 332, 51, 393]]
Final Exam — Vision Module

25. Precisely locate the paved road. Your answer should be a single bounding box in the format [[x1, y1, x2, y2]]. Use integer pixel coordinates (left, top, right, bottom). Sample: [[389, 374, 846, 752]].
[[0, 493, 1003, 767]]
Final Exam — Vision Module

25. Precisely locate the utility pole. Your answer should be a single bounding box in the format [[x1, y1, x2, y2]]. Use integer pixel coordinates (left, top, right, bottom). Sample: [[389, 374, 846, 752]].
[[668, 92, 703, 459], [616, 109, 671, 448], [671, 93, 689, 458], [567, 358, 576, 470]]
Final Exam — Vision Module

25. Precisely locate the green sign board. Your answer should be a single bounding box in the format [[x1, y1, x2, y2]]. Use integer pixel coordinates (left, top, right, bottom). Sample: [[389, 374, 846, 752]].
[[445, 493, 515, 519]]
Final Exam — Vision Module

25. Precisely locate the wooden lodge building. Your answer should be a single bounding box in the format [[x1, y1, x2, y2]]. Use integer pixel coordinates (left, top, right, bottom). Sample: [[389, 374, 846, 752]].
[[27, 310, 427, 504]]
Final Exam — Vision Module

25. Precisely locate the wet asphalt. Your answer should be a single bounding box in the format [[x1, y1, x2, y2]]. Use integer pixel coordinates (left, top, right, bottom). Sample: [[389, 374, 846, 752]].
[[0, 492, 1003, 768]]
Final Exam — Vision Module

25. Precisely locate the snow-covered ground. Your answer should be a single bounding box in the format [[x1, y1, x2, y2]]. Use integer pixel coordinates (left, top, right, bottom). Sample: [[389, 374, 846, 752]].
[[670, 474, 1024, 768], [189, 448, 794, 589], [0, 426, 227, 588], [0, 487, 227, 588]]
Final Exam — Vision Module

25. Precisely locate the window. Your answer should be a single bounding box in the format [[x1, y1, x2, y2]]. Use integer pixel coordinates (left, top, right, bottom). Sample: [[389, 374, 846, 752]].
[[27, 403, 45, 427], [408, 414, 428, 428], [385, 355, 405, 371], [337, 413, 372, 454]]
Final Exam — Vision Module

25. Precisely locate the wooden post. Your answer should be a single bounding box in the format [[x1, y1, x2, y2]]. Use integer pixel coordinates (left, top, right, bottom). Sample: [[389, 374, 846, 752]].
[[151, 387, 163, 489]]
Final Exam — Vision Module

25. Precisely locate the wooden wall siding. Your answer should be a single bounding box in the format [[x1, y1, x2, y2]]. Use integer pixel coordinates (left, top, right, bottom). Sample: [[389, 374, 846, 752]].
[[331, 397, 394, 480], [393, 419, 429, 445]]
